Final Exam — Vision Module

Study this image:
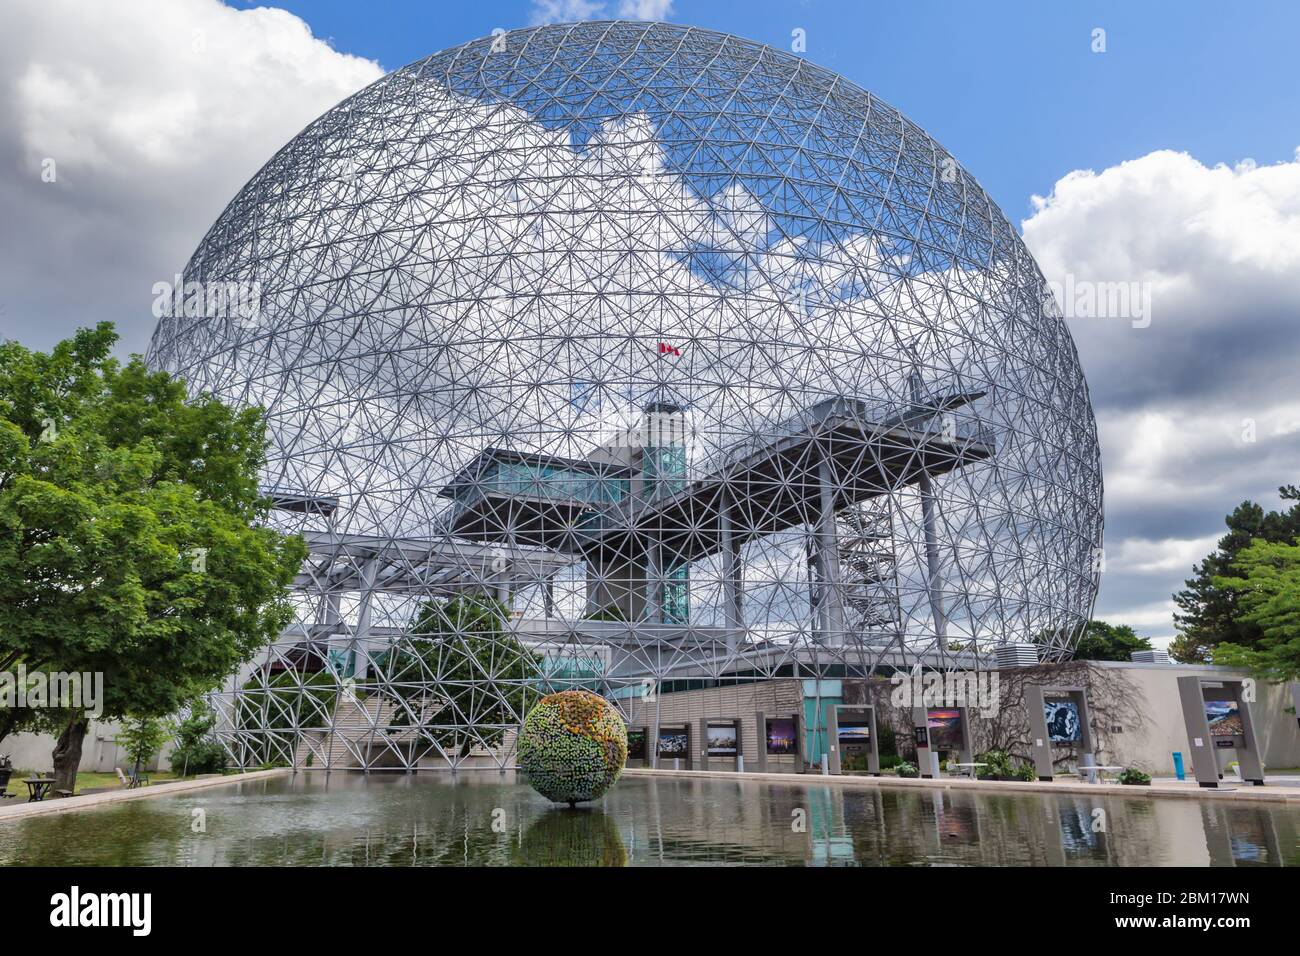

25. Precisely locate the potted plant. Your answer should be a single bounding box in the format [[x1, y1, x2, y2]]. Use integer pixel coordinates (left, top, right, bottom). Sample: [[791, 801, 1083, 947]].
[[1118, 767, 1151, 786]]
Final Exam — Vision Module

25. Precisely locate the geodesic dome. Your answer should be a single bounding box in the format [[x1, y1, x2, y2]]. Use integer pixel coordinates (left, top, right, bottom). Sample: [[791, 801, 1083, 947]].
[[146, 20, 1102, 770]]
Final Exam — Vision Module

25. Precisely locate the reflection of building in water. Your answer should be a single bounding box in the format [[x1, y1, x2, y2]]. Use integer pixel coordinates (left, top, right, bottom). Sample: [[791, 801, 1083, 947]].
[[1041, 796, 1111, 865], [1199, 802, 1290, 867], [931, 790, 981, 851], [620, 776, 815, 865], [808, 786, 855, 866]]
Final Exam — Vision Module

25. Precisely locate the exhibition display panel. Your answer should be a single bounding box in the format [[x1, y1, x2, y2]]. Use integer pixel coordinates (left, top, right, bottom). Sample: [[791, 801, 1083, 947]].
[[912, 705, 973, 778], [827, 705, 879, 775], [1025, 684, 1096, 782], [1177, 677, 1264, 787]]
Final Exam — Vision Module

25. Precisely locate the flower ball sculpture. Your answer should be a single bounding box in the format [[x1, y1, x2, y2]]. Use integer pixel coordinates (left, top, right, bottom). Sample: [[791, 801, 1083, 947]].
[[518, 690, 627, 806]]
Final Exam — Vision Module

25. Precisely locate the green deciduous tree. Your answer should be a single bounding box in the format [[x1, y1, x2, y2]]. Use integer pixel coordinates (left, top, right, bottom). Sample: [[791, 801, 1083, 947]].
[[1171, 487, 1300, 662], [115, 714, 171, 779], [169, 698, 228, 776], [235, 670, 337, 767], [1210, 538, 1300, 683], [384, 595, 541, 757], [0, 323, 307, 789], [1072, 620, 1152, 662]]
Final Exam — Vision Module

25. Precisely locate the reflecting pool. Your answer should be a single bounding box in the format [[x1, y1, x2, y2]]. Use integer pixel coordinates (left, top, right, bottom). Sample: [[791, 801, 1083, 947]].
[[1, 772, 1296, 866]]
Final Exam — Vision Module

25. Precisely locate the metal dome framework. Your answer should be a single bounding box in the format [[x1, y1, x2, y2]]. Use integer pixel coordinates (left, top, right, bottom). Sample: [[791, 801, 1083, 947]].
[[147, 20, 1103, 771]]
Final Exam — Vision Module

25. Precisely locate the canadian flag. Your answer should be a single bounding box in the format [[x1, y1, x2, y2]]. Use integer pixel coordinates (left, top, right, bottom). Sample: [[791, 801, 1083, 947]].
[[657, 342, 682, 357]]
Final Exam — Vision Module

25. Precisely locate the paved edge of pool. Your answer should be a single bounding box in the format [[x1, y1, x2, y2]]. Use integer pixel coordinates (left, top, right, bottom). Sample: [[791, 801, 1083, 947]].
[[0, 768, 292, 822], [4, 766, 1295, 820], [622, 767, 1300, 804]]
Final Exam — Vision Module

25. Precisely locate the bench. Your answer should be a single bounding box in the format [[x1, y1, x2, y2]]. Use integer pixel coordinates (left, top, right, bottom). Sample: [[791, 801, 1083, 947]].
[[1077, 765, 1125, 784], [116, 767, 150, 789]]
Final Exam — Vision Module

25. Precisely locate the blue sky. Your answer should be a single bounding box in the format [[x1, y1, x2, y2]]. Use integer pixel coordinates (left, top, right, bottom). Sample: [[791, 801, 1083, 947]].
[[266, 0, 1300, 224]]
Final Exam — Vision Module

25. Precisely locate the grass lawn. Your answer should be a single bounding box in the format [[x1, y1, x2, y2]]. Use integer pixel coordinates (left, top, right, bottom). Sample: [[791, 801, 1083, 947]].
[[4, 769, 181, 799]]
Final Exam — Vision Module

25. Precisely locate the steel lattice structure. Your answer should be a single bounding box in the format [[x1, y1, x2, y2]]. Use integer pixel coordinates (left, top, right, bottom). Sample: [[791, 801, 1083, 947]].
[[146, 20, 1103, 771]]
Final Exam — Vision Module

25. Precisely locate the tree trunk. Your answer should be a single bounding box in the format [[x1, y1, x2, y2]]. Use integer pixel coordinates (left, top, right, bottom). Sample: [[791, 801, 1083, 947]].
[[52, 715, 90, 792], [0, 709, 19, 747]]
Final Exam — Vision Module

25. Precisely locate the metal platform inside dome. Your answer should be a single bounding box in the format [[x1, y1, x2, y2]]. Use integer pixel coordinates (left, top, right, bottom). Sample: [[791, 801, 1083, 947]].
[[438, 395, 994, 562]]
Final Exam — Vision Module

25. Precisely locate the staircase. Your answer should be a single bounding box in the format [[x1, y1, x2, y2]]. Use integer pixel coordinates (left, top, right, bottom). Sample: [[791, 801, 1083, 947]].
[[293, 692, 446, 770], [837, 498, 902, 642]]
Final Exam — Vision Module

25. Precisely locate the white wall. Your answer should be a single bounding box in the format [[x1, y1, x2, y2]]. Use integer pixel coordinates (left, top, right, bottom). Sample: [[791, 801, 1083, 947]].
[[2, 720, 174, 774], [1091, 662, 1300, 775]]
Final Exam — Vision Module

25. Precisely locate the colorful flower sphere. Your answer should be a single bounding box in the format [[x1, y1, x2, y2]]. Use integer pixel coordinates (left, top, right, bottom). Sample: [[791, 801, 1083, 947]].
[[518, 690, 627, 806]]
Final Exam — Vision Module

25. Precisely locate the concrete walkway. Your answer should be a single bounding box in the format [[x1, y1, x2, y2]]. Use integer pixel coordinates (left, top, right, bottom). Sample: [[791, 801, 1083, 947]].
[[0, 768, 291, 823], [623, 766, 1300, 805]]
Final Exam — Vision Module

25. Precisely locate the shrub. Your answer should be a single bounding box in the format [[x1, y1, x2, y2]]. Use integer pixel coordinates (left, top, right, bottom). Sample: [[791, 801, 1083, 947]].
[[976, 749, 1036, 781], [975, 749, 1013, 779], [841, 753, 872, 772], [896, 760, 919, 778], [170, 700, 227, 776], [1118, 767, 1151, 785], [876, 723, 897, 759]]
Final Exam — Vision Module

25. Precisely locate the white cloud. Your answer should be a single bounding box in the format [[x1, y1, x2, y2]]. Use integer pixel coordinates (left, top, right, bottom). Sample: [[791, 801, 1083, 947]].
[[1022, 147, 1300, 639], [530, 1, 612, 25], [1101, 600, 1180, 632], [0, 0, 383, 354], [530, 0, 673, 26], [618, 0, 675, 19], [1023, 149, 1300, 409], [1108, 534, 1222, 576], [1098, 403, 1300, 512]]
